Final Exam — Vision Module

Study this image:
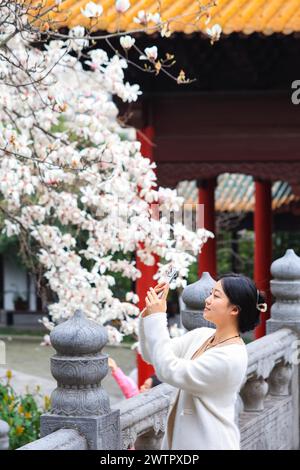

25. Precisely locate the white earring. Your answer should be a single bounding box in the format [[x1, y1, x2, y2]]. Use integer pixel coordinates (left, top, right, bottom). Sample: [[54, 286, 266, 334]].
[[257, 303, 267, 312]]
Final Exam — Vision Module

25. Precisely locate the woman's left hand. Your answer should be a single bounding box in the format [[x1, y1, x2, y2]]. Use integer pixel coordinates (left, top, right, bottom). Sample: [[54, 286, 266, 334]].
[[144, 283, 169, 316]]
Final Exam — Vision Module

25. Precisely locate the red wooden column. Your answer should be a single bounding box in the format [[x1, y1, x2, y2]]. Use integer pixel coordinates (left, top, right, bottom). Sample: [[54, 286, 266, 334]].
[[135, 126, 157, 388], [254, 178, 272, 339], [197, 178, 217, 279]]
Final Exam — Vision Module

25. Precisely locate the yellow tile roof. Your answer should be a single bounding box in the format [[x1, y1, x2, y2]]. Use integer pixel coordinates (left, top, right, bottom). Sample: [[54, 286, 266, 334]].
[[30, 0, 300, 36]]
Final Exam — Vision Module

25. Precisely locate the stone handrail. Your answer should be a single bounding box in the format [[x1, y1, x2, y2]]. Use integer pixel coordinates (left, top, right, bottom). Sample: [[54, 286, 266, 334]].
[[18, 429, 87, 450], [114, 383, 175, 450], [14, 325, 299, 450], [240, 328, 298, 449], [16, 386, 175, 451], [114, 327, 298, 450], [12, 250, 300, 450], [246, 328, 297, 378], [240, 328, 297, 412]]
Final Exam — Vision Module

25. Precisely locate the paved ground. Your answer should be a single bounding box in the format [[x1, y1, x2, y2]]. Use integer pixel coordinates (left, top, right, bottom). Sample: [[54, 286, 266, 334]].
[[0, 335, 137, 406]]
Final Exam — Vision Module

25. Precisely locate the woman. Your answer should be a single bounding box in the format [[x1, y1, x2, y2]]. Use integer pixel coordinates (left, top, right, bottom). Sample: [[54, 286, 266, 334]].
[[138, 273, 267, 450]]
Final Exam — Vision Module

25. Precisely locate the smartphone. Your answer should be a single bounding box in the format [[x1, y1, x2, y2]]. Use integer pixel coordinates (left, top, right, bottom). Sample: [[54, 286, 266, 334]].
[[157, 267, 178, 298]]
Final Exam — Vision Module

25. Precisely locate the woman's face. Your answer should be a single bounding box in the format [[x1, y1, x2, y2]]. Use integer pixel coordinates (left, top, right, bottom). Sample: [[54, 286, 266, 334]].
[[203, 280, 238, 327]]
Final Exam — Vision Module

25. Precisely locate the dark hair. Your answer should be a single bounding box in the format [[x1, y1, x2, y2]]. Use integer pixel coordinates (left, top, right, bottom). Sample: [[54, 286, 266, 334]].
[[217, 273, 266, 333], [150, 374, 162, 387]]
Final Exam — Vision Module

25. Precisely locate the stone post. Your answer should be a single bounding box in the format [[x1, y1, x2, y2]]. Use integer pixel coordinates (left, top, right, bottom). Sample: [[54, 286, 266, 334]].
[[266, 249, 300, 449], [266, 249, 300, 335], [181, 272, 215, 331], [0, 419, 9, 450], [40, 310, 121, 450], [135, 429, 164, 450]]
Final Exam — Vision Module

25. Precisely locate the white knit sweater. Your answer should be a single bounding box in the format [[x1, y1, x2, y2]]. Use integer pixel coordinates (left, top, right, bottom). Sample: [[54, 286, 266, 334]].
[[139, 313, 248, 450]]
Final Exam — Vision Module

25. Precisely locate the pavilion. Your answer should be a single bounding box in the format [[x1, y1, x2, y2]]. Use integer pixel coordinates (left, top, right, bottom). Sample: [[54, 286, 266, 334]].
[[32, 0, 300, 384]]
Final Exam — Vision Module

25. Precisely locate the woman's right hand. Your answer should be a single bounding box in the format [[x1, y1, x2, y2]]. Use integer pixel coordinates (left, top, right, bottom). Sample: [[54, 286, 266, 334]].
[[140, 282, 167, 317], [144, 282, 169, 316]]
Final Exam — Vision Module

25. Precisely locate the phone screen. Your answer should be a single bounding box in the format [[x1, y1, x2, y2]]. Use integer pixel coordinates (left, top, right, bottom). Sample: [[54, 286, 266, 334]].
[[157, 269, 178, 298]]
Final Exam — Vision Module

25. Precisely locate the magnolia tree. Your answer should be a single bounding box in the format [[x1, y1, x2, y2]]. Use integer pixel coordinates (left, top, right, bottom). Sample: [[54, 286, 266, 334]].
[[0, 1, 216, 343], [2, 0, 221, 84]]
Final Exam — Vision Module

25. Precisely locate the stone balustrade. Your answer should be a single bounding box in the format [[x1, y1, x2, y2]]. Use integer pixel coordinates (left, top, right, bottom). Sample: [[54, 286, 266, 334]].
[[239, 328, 299, 449], [116, 383, 175, 450], [112, 327, 298, 450], [241, 328, 296, 411], [15, 322, 299, 450], [10, 249, 300, 450], [18, 429, 88, 450]]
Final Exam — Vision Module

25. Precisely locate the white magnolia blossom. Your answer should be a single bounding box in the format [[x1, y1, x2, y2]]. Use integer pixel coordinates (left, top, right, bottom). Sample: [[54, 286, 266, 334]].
[[81, 2, 103, 18], [68, 26, 89, 51], [206, 24, 222, 44], [40, 334, 51, 346], [133, 10, 151, 25], [115, 0, 131, 13], [150, 13, 161, 24], [85, 49, 109, 69], [126, 292, 139, 304], [38, 317, 55, 331], [120, 35, 135, 50], [133, 11, 160, 25], [0, 6, 213, 344], [106, 325, 124, 345], [139, 46, 158, 61]]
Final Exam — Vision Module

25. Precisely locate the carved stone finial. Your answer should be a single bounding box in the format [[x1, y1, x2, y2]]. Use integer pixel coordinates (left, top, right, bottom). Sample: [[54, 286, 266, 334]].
[[41, 310, 120, 449], [50, 309, 108, 356], [49, 309, 109, 417], [181, 272, 215, 330], [267, 249, 300, 335], [271, 249, 300, 280]]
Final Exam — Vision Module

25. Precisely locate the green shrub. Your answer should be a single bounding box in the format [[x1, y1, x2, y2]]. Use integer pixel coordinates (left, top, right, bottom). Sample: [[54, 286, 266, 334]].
[[0, 370, 50, 449]]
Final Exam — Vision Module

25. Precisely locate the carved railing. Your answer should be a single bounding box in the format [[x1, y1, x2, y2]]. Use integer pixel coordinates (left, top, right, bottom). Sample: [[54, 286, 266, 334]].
[[116, 383, 175, 450], [113, 327, 298, 450], [3, 249, 299, 450], [19, 429, 88, 450], [239, 328, 298, 450], [15, 324, 299, 451]]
